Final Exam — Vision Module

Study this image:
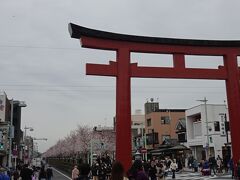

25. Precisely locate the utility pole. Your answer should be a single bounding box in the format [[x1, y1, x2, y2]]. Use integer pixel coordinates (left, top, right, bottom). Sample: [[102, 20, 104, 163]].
[[197, 97, 209, 160], [141, 122, 147, 161], [224, 113, 229, 144]]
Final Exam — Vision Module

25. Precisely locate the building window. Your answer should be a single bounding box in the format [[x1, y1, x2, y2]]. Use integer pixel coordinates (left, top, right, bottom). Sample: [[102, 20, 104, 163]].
[[147, 119, 151, 127], [214, 121, 220, 131], [209, 136, 213, 143], [193, 114, 201, 122], [178, 133, 186, 142], [162, 135, 170, 141], [146, 132, 159, 145], [161, 116, 170, 124]]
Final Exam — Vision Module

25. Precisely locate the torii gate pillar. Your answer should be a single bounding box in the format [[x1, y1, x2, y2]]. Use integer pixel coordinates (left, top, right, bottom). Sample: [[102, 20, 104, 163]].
[[115, 48, 132, 168]]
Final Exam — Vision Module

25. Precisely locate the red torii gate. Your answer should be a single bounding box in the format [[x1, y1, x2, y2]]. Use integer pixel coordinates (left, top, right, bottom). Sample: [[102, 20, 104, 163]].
[[68, 23, 240, 171]]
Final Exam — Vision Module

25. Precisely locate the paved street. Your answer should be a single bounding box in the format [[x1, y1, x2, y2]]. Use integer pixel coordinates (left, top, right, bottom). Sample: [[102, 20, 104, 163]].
[[51, 167, 71, 180], [165, 172, 232, 180], [50, 167, 233, 180]]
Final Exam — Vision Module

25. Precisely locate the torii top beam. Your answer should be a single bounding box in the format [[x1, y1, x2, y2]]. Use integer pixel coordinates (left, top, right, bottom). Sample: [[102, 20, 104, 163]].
[[69, 23, 240, 50], [68, 23, 240, 80]]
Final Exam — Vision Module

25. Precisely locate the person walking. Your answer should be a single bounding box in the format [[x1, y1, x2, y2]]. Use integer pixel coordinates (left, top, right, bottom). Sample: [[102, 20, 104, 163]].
[[176, 159, 183, 173], [237, 159, 240, 179], [192, 159, 198, 172], [170, 159, 177, 179], [148, 161, 157, 180], [20, 164, 33, 180], [156, 162, 165, 180], [0, 167, 10, 180], [72, 165, 80, 180], [228, 158, 234, 178], [217, 158, 222, 173], [127, 160, 148, 180], [91, 161, 100, 180], [39, 166, 47, 180], [110, 161, 128, 180], [77, 163, 91, 180], [209, 155, 217, 176], [46, 165, 53, 180], [12, 168, 20, 180]]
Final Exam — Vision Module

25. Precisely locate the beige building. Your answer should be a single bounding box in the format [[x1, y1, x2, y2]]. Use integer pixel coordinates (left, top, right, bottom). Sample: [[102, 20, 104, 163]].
[[144, 101, 185, 149]]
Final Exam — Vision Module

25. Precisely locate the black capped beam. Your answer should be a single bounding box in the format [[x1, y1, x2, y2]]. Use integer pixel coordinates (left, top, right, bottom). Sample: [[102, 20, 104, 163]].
[[68, 23, 240, 47]]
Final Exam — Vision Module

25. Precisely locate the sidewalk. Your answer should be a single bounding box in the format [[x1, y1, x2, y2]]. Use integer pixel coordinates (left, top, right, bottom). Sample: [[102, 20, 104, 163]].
[[182, 167, 194, 173], [179, 168, 232, 179]]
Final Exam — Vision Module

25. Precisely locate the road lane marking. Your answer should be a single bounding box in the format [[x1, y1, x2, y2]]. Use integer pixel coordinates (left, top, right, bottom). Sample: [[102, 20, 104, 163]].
[[52, 167, 71, 180]]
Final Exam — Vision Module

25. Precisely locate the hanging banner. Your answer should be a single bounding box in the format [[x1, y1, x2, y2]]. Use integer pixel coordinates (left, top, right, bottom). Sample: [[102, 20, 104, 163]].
[[0, 93, 6, 122]]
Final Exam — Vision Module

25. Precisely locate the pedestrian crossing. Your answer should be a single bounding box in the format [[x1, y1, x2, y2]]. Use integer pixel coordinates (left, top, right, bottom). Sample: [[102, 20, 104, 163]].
[[165, 172, 231, 180]]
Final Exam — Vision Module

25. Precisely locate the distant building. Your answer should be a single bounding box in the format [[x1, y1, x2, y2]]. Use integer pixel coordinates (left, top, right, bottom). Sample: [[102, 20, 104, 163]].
[[0, 92, 11, 123], [144, 100, 185, 149], [12, 101, 26, 163], [186, 104, 230, 161], [131, 110, 145, 150], [0, 92, 11, 166], [144, 98, 159, 114], [0, 92, 26, 167]]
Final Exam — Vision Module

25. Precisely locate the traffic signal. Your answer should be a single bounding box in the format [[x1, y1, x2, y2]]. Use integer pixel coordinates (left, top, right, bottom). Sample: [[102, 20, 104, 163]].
[[0, 143, 4, 150], [0, 131, 2, 143]]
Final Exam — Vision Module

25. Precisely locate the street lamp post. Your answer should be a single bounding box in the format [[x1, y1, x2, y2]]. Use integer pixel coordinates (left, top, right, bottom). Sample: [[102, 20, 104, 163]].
[[33, 138, 47, 141], [33, 142, 38, 158], [24, 126, 34, 139], [24, 126, 34, 164], [197, 97, 209, 160], [8, 99, 14, 168], [140, 122, 147, 161]]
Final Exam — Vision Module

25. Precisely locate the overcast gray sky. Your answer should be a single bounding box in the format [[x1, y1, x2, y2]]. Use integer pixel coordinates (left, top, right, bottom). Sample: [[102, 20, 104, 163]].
[[1, 0, 239, 152]]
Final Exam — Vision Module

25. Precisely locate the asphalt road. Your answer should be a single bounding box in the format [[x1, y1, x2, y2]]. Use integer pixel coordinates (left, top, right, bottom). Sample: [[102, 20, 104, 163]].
[[51, 167, 71, 180]]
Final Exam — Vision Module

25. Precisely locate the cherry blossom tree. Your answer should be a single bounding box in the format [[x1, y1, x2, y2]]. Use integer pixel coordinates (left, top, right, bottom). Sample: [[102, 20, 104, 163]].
[[44, 125, 116, 161]]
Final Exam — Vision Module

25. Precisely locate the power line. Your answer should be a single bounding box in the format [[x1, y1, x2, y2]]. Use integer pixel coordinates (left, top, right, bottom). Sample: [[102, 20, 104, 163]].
[[0, 88, 225, 94], [0, 44, 80, 51], [0, 84, 225, 89]]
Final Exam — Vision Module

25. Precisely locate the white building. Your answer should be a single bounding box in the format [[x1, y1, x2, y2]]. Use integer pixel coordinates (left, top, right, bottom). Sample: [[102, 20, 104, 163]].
[[131, 109, 145, 150], [186, 104, 230, 161]]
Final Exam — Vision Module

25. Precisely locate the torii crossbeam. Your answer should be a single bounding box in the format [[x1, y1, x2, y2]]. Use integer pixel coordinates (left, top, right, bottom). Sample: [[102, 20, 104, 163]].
[[68, 23, 240, 172]]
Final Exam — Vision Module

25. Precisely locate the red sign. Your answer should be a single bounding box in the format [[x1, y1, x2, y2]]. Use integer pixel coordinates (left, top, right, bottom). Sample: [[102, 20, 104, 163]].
[[12, 149, 18, 156], [140, 148, 147, 153]]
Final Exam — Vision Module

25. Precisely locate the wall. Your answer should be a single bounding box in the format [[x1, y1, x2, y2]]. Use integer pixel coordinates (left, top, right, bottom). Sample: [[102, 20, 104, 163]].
[[145, 110, 185, 145]]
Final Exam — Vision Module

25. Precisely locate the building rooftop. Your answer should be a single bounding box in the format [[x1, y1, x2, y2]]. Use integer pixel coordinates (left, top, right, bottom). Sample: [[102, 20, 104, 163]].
[[154, 109, 186, 112]]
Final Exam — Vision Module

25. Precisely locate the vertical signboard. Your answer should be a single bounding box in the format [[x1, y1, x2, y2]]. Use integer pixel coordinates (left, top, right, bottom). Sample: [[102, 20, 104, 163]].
[[0, 93, 6, 122]]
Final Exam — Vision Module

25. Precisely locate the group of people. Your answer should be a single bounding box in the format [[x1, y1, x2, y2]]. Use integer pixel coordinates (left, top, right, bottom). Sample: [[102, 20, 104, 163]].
[[72, 156, 181, 180], [69, 154, 240, 180], [19, 164, 53, 180], [188, 154, 240, 178], [72, 155, 112, 180], [127, 159, 177, 180], [0, 162, 53, 180]]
